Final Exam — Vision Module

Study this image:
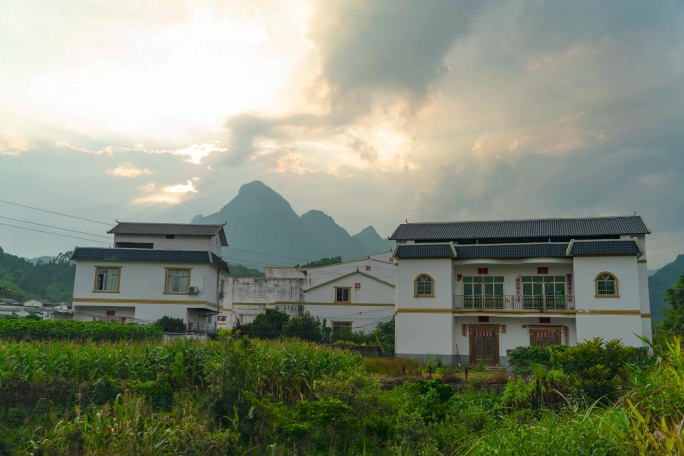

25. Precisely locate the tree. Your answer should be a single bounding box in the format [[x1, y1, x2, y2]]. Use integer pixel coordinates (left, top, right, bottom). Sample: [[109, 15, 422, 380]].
[[283, 312, 324, 342], [661, 274, 684, 332], [294, 256, 342, 268], [239, 309, 290, 339], [155, 316, 187, 333]]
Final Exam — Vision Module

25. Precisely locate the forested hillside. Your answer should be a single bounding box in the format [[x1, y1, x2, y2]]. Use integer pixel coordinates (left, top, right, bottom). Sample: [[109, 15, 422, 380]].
[[0, 247, 75, 303], [649, 254, 684, 322]]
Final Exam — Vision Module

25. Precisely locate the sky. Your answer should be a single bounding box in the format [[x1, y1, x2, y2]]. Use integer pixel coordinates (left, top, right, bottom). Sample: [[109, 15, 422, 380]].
[[0, 0, 683, 269]]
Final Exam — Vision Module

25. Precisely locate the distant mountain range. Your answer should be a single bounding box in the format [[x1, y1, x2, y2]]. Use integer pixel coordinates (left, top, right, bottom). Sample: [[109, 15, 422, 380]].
[[191, 181, 393, 269], [649, 254, 684, 322]]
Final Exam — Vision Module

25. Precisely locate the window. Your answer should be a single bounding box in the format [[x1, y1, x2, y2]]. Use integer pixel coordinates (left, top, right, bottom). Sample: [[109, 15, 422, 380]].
[[414, 274, 434, 297], [115, 242, 153, 249], [165, 268, 191, 293], [463, 276, 504, 308], [595, 272, 619, 297], [529, 327, 561, 347], [332, 321, 352, 334], [94, 267, 121, 292], [165, 234, 175, 239], [335, 287, 350, 302], [521, 276, 566, 310]]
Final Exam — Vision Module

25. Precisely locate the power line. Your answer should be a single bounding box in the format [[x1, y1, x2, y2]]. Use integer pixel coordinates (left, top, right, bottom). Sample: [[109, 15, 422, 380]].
[[0, 216, 114, 240], [0, 222, 113, 245], [0, 200, 114, 226], [0, 197, 396, 266]]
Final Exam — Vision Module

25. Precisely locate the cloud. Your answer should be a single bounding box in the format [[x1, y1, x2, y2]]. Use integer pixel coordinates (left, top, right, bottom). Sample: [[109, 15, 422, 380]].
[[0, 131, 36, 156], [221, 2, 483, 168], [107, 163, 154, 178], [56, 140, 226, 164], [161, 180, 198, 194]]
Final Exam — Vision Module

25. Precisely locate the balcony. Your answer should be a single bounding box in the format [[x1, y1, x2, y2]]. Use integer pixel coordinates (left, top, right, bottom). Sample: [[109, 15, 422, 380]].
[[453, 295, 575, 311]]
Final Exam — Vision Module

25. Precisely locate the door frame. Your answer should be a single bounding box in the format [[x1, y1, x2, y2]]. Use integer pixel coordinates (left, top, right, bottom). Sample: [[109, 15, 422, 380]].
[[528, 325, 562, 346], [468, 325, 500, 366]]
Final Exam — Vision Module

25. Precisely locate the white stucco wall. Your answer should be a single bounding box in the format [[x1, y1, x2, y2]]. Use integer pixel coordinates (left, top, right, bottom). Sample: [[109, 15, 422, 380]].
[[395, 259, 455, 358], [306, 257, 397, 288], [73, 260, 222, 327], [113, 234, 223, 255], [573, 256, 640, 311], [304, 272, 394, 304], [575, 315, 644, 346]]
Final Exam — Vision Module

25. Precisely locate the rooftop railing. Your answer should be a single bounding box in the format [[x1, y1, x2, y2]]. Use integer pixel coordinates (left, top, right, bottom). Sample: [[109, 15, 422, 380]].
[[453, 295, 575, 311]]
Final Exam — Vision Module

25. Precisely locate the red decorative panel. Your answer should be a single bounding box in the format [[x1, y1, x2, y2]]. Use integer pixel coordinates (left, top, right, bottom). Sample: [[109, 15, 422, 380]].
[[501, 324, 507, 334], [515, 276, 521, 297], [564, 326, 569, 345], [354, 282, 361, 291], [456, 274, 462, 281], [477, 268, 489, 275], [566, 274, 573, 296], [120, 317, 126, 324], [478, 316, 490, 323], [537, 267, 549, 275], [462, 324, 468, 337], [389, 257, 395, 263], [106, 310, 115, 317], [539, 317, 551, 324], [365, 265, 371, 271]]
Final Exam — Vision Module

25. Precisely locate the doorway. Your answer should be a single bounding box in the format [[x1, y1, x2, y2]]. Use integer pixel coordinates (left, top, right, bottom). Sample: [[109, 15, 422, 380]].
[[469, 326, 500, 366]]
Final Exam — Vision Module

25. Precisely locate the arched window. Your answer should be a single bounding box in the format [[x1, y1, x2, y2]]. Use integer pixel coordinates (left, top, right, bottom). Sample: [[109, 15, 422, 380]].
[[414, 274, 434, 297], [595, 272, 619, 297]]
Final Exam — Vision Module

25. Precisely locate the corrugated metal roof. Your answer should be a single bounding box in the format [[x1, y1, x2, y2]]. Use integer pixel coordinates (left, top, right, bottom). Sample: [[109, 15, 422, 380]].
[[568, 240, 642, 257], [71, 247, 230, 273], [389, 216, 650, 241], [455, 243, 569, 259], [394, 244, 455, 258], [108, 222, 228, 246]]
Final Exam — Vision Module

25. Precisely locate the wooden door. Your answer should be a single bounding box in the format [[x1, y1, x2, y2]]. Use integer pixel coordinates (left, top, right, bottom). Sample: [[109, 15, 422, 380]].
[[469, 326, 500, 366], [529, 326, 562, 347]]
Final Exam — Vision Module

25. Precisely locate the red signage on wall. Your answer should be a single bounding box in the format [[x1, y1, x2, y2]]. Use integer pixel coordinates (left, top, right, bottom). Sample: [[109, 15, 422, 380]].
[[106, 310, 115, 317], [566, 274, 573, 296], [477, 268, 489, 275], [537, 267, 549, 275], [354, 282, 361, 291]]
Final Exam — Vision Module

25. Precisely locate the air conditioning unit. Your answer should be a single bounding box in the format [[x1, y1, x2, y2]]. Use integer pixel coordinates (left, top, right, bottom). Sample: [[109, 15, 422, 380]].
[[188, 286, 200, 295]]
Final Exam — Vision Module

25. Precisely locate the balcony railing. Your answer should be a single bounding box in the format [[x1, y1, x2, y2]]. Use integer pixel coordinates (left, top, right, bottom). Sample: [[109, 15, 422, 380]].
[[453, 295, 575, 311]]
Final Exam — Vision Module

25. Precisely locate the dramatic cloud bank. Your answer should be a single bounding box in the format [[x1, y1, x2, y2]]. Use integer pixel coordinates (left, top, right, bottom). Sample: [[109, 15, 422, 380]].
[[1, 0, 683, 267]]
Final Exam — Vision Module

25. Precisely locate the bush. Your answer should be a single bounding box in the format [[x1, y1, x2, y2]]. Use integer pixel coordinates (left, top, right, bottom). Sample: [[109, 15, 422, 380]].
[[154, 316, 186, 333]]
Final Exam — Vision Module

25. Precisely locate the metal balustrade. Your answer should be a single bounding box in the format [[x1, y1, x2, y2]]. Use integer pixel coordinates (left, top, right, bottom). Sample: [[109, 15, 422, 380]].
[[453, 295, 575, 311]]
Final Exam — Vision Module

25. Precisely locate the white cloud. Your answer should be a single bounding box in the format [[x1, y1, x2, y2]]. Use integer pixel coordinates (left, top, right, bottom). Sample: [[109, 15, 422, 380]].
[[107, 163, 154, 178], [56, 140, 225, 164], [0, 131, 36, 156], [161, 180, 198, 194], [175, 143, 227, 164]]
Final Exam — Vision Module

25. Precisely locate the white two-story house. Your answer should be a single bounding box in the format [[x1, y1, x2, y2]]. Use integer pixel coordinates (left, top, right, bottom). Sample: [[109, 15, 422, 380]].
[[223, 252, 397, 334], [390, 215, 652, 366], [71, 222, 229, 331]]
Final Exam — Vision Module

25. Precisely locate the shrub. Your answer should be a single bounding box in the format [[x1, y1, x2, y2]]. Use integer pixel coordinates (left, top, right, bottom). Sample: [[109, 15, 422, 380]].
[[154, 316, 186, 333]]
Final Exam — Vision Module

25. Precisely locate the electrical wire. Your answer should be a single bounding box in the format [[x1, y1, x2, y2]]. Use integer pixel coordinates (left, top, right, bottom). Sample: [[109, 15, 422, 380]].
[[0, 197, 396, 267]]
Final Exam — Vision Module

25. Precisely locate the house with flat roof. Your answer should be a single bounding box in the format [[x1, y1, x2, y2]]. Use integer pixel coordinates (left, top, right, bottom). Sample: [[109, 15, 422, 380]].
[[390, 215, 652, 366], [222, 252, 396, 334], [71, 222, 229, 331]]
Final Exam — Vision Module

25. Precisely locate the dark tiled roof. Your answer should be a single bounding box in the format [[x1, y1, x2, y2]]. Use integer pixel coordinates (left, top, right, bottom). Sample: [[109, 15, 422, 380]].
[[455, 243, 569, 259], [568, 240, 642, 257], [71, 248, 230, 273], [108, 222, 228, 246], [389, 216, 650, 241], [394, 244, 455, 258]]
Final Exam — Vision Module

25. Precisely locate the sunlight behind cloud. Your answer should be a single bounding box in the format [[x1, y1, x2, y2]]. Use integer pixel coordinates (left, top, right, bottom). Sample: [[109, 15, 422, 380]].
[[107, 163, 154, 178]]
